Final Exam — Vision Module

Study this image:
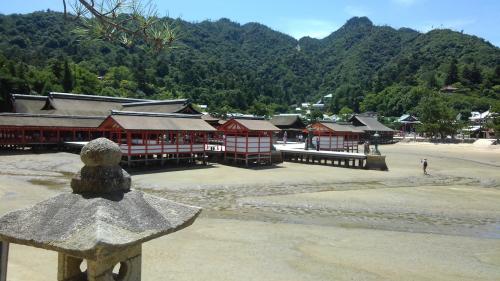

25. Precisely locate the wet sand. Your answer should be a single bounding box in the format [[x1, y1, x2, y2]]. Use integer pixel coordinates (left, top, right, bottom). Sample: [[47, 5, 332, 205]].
[[1, 143, 499, 280]]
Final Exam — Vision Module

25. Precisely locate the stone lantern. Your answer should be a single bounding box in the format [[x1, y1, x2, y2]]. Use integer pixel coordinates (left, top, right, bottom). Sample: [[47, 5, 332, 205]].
[[365, 132, 388, 171], [305, 127, 314, 150], [372, 131, 381, 155], [0, 138, 201, 281]]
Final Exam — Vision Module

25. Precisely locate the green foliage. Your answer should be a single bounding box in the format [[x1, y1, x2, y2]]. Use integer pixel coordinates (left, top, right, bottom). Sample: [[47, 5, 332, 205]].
[[338, 106, 354, 121], [328, 84, 363, 113], [414, 93, 462, 138], [445, 59, 459, 85], [462, 63, 482, 85], [62, 60, 74, 92], [308, 109, 324, 122], [487, 104, 500, 141], [249, 102, 272, 117], [0, 12, 498, 116], [361, 86, 428, 116], [73, 65, 100, 94]]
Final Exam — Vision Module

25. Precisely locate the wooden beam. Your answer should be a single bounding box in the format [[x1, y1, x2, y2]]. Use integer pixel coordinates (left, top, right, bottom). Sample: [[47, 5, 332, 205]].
[[0, 241, 9, 281]]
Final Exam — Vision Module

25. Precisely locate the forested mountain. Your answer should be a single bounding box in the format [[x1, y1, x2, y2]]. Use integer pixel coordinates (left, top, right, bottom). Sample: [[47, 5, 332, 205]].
[[0, 11, 499, 116]]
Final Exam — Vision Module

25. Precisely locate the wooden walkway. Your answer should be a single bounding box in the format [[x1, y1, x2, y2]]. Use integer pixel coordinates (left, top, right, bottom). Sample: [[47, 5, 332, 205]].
[[64, 142, 367, 168], [276, 144, 367, 168]]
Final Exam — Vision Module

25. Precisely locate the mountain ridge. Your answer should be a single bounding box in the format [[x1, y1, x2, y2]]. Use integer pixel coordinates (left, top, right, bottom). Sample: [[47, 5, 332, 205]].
[[0, 11, 499, 116]]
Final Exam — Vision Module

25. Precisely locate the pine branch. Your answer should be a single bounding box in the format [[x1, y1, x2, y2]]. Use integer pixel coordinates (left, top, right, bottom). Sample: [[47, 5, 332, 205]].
[[63, 0, 178, 51]]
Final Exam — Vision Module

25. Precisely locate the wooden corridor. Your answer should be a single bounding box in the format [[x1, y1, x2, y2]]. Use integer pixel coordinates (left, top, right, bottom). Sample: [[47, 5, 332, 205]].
[[277, 147, 367, 168]]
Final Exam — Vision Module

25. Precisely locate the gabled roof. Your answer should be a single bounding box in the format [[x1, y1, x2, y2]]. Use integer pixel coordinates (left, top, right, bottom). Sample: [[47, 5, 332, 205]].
[[111, 110, 201, 118], [469, 111, 491, 121], [357, 111, 378, 118], [398, 114, 419, 123], [219, 119, 280, 132], [41, 92, 148, 116], [0, 113, 104, 128], [100, 113, 216, 131], [120, 99, 201, 114], [270, 115, 306, 128], [12, 94, 47, 114], [41, 93, 203, 116], [201, 113, 220, 121], [350, 115, 394, 132], [398, 114, 410, 121], [122, 99, 187, 106], [226, 114, 265, 120], [314, 122, 364, 133], [48, 92, 147, 103]]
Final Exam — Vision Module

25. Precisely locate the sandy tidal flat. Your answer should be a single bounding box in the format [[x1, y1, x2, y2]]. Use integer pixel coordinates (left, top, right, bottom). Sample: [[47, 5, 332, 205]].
[[0, 143, 499, 280]]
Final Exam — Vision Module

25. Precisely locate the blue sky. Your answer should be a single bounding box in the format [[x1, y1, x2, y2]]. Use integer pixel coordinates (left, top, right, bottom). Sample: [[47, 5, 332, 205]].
[[1, 0, 499, 46]]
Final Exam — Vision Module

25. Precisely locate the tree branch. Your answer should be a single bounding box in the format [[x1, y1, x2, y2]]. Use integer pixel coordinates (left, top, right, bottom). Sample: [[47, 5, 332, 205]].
[[64, 0, 178, 51], [63, 0, 67, 19]]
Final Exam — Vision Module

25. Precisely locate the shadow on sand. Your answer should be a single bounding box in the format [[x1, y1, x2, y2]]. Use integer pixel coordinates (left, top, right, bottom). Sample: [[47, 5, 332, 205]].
[[128, 161, 285, 175], [127, 163, 218, 176]]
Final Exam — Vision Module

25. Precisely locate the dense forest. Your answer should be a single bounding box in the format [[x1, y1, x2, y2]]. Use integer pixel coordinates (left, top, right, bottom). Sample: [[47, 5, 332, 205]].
[[0, 11, 499, 117]]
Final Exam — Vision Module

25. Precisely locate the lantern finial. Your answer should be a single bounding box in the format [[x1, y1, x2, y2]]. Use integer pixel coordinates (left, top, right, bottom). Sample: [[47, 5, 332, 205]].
[[71, 137, 131, 194]]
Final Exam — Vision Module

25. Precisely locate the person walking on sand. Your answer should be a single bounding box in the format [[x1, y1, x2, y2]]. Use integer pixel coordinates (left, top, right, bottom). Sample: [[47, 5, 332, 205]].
[[421, 158, 428, 175]]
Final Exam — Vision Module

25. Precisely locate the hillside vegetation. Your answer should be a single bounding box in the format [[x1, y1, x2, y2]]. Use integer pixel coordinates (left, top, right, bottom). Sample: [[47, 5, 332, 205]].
[[0, 11, 499, 116]]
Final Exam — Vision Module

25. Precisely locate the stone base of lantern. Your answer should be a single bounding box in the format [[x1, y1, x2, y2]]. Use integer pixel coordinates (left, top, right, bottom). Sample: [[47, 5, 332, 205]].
[[58, 244, 142, 281], [365, 155, 388, 171]]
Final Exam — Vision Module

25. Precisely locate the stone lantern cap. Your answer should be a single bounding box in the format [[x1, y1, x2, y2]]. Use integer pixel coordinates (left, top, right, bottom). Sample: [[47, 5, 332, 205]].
[[0, 138, 201, 259]]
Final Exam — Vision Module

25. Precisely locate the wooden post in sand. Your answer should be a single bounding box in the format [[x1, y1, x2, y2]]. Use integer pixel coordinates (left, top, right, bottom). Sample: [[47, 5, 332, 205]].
[[0, 241, 8, 281]]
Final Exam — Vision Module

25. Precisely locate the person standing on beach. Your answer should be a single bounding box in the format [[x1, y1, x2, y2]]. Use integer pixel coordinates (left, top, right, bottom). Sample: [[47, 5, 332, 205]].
[[316, 136, 320, 151], [421, 158, 428, 175]]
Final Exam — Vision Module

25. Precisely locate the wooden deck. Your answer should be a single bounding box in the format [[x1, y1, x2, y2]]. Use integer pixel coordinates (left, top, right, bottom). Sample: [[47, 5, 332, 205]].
[[64, 141, 208, 167], [275, 144, 367, 168]]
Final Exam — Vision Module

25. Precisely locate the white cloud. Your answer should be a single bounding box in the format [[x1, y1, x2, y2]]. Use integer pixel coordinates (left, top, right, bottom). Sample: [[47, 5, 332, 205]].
[[418, 19, 476, 32], [344, 5, 370, 17], [281, 19, 340, 39]]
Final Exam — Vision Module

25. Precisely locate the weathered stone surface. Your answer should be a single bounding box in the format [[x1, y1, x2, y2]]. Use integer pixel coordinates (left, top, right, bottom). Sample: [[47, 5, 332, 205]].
[[72, 138, 130, 194], [0, 190, 201, 259], [80, 138, 122, 167], [58, 245, 142, 281], [71, 166, 131, 194], [0, 135, 202, 279], [365, 155, 388, 171]]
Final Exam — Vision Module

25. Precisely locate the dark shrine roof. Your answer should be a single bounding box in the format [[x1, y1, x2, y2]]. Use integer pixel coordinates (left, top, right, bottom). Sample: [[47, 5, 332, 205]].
[[11, 93, 202, 117], [350, 115, 394, 132], [101, 112, 216, 131], [12, 94, 47, 114], [41, 92, 146, 116], [270, 115, 306, 128], [120, 99, 201, 114], [317, 122, 364, 133], [220, 119, 280, 132], [0, 113, 105, 128]]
